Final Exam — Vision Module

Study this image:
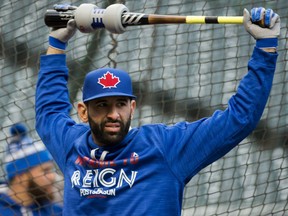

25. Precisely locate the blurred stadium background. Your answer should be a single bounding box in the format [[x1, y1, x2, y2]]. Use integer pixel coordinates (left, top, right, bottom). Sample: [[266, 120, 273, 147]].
[[0, 0, 287, 215]]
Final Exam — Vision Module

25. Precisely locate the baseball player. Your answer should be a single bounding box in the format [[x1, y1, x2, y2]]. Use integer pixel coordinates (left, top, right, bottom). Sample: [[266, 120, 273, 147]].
[[0, 123, 62, 215], [35, 7, 280, 216]]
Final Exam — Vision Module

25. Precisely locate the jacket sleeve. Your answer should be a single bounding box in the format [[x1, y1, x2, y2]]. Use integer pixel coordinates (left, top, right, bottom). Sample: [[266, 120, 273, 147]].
[[35, 54, 79, 171], [161, 47, 278, 183]]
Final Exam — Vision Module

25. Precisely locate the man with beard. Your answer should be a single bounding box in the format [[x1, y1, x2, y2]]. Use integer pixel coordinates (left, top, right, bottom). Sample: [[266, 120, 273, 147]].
[[0, 123, 63, 215], [35, 6, 280, 216]]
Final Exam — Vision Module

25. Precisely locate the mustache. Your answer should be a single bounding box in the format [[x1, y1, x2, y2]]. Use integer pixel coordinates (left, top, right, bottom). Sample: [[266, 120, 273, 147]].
[[103, 119, 122, 124], [101, 119, 123, 127]]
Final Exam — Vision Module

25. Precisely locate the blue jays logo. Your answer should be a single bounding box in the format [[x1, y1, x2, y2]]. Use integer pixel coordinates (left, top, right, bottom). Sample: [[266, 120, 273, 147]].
[[98, 72, 120, 89]]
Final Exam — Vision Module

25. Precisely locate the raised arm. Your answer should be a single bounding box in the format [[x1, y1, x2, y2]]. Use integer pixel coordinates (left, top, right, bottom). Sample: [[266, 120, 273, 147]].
[[163, 8, 280, 181], [35, 19, 77, 169]]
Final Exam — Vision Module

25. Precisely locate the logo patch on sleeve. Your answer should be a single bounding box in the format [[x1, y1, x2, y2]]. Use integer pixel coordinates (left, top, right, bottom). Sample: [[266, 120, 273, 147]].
[[98, 72, 120, 88]]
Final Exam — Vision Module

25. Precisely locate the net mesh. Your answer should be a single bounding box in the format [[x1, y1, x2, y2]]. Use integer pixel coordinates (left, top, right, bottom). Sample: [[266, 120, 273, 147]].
[[0, 0, 287, 215]]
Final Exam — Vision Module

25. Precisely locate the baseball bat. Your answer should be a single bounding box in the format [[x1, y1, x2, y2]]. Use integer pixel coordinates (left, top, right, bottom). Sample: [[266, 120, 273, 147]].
[[44, 11, 244, 27], [44, 4, 248, 34]]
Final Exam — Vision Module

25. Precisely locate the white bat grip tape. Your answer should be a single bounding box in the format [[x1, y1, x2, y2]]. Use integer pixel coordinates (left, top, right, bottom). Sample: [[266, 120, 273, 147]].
[[74, 3, 99, 33], [74, 3, 128, 34], [103, 4, 129, 34]]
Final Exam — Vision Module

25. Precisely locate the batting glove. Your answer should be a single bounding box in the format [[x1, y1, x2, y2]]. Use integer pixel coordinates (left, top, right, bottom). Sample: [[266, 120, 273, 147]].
[[49, 19, 77, 51], [243, 7, 280, 49]]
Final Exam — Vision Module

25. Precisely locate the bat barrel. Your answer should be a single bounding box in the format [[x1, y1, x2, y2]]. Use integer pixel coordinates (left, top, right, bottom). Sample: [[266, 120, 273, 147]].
[[121, 13, 243, 26], [122, 13, 187, 26], [186, 16, 243, 24]]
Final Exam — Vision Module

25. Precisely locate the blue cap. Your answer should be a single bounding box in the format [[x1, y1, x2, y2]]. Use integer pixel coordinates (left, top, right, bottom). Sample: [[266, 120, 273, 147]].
[[83, 68, 136, 102], [5, 123, 52, 181]]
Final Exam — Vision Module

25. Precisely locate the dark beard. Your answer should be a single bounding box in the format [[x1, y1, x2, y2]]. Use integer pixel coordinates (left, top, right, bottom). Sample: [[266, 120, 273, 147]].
[[28, 179, 54, 206], [88, 116, 131, 146]]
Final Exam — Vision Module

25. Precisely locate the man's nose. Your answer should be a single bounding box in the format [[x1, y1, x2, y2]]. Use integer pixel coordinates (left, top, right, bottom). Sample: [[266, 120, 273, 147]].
[[46, 171, 56, 182], [106, 106, 120, 120]]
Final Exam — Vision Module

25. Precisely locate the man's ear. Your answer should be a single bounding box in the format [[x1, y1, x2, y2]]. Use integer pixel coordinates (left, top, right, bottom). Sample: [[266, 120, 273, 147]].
[[130, 100, 136, 119], [77, 102, 88, 122]]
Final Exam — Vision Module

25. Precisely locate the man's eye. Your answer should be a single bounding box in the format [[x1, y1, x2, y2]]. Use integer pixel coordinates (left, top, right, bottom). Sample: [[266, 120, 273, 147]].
[[96, 103, 107, 107], [117, 102, 127, 107]]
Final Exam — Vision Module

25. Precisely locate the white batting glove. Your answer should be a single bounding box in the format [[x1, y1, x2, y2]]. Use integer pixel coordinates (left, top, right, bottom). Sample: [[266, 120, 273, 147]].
[[49, 19, 77, 51], [243, 7, 280, 49]]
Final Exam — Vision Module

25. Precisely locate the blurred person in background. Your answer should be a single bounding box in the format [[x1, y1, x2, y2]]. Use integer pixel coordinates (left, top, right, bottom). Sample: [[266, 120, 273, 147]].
[[0, 123, 62, 215]]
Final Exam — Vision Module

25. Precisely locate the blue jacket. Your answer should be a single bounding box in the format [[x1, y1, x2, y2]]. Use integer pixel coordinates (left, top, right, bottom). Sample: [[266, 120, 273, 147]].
[[35, 47, 277, 216]]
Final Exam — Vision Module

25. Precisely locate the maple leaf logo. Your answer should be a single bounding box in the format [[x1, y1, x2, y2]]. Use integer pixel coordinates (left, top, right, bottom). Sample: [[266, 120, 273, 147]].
[[98, 72, 120, 88]]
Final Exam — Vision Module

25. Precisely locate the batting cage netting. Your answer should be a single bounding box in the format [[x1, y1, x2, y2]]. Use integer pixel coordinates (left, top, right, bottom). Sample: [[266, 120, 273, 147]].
[[0, 0, 287, 215]]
